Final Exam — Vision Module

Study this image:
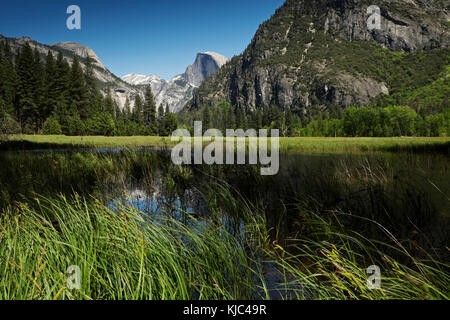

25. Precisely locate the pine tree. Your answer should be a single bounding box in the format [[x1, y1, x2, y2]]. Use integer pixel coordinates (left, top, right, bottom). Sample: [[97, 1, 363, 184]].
[[0, 95, 21, 136], [43, 51, 58, 122], [16, 42, 38, 130], [158, 104, 165, 119], [162, 112, 178, 136], [103, 93, 115, 116], [54, 52, 71, 110], [132, 95, 143, 124], [69, 56, 89, 120], [143, 85, 156, 130], [1, 41, 18, 116], [84, 56, 102, 116], [157, 103, 165, 135], [53, 52, 72, 129], [84, 57, 97, 94], [114, 100, 121, 120]]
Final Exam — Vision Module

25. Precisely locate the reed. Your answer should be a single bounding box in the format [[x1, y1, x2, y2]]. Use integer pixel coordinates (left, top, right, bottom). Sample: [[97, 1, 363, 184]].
[[0, 195, 260, 300]]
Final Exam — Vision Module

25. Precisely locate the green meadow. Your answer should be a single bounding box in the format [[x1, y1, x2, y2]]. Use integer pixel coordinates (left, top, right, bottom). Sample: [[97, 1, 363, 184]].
[[4, 135, 450, 153]]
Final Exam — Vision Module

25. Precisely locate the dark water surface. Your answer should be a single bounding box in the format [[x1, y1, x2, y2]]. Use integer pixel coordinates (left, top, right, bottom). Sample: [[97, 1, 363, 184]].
[[1, 148, 449, 245], [1, 148, 449, 297]]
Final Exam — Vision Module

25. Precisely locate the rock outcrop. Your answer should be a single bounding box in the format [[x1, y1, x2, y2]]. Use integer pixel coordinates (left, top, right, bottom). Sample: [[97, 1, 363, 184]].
[[183, 52, 229, 87], [188, 0, 450, 113]]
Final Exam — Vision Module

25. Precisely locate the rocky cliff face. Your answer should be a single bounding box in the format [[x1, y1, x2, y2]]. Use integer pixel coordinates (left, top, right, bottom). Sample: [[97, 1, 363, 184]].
[[0, 35, 142, 110], [52, 42, 108, 71], [183, 52, 229, 87], [122, 52, 228, 112], [189, 0, 450, 113]]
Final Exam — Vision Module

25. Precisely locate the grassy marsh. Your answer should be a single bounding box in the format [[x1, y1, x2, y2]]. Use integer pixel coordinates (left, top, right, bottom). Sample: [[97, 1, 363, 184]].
[[0, 148, 448, 300]]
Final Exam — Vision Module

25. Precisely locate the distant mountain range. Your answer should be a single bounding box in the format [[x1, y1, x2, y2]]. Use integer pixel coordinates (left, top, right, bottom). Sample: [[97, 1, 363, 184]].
[[0, 34, 228, 113], [122, 52, 228, 112], [3, 0, 448, 120]]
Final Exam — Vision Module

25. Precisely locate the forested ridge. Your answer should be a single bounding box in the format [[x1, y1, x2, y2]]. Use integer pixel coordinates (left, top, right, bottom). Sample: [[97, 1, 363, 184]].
[[185, 0, 449, 137], [0, 41, 178, 136]]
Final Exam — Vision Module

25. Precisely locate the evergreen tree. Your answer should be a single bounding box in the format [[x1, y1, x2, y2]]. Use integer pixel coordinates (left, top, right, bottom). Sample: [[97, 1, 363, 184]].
[[16, 43, 39, 130], [84, 56, 102, 116], [0, 95, 21, 135], [114, 100, 121, 120], [1, 41, 18, 116], [162, 112, 178, 136], [132, 95, 143, 125], [54, 52, 71, 111], [43, 51, 58, 122], [143, 85, 156, 130], [32, 48, 44, 105], [103, 93, 115, 116], [158, 103, 165, 119], [69, 56, 89, 120], [84, 57, 97, 94], [157, 103, 165, 135]]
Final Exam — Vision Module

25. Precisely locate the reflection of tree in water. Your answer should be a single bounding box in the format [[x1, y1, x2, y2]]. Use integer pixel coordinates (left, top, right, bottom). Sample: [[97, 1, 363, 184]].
[[0, 148, 448, 263]]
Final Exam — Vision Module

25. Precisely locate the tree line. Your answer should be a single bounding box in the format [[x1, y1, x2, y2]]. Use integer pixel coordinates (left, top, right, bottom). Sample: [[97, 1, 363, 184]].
[[300, 106, 449, 137], [179, 102, 449, 137], [0, 41, 178, 136]]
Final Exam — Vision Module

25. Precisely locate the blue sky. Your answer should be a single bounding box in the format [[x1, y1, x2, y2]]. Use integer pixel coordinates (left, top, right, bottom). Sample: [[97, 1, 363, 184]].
[[0, 0, 284, 79]]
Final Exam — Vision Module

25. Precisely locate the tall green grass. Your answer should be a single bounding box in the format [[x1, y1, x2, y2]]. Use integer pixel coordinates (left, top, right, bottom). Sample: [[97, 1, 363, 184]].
[[1, 192, 448, 300], [0, 195, 259, 300], [268, 209, 449, 300]]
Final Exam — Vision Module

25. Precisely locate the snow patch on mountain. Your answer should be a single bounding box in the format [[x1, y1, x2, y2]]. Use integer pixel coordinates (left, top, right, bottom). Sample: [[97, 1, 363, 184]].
[[121, 73, 164, 86], [121, 51, 228, 112]]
